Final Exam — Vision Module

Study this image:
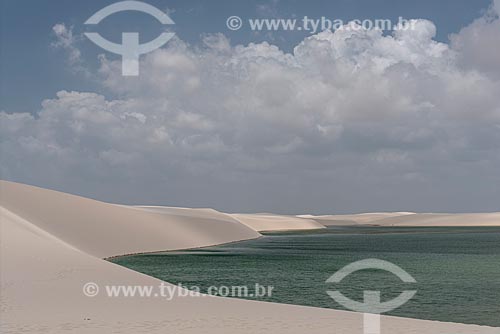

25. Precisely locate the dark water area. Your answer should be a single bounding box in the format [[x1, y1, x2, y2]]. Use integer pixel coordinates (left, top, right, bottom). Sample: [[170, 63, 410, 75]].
[[111, 226, 500, 327]]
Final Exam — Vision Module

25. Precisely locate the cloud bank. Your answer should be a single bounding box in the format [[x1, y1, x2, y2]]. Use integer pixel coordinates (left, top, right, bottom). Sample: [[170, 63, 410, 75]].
[[2, 3, 500, 213]]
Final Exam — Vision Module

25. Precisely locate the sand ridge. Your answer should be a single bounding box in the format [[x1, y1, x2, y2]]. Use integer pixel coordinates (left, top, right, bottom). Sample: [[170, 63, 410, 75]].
[[1, 180, 499, 333]]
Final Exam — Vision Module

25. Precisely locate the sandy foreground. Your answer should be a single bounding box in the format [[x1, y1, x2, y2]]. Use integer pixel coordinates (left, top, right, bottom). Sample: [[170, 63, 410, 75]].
[[1, 180, 499, 333]]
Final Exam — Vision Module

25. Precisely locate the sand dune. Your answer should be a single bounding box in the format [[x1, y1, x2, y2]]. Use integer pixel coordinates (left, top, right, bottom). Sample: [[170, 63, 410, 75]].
[[232, 213, 325, 231], [2, 207, 359, 333], [299, 212, 415, 225], [374, 212, 500, 226], [0, 181, 260, 258], [135, 207, 325, 232], [301, 212, 500, 227], [1, 180, 499, 333]]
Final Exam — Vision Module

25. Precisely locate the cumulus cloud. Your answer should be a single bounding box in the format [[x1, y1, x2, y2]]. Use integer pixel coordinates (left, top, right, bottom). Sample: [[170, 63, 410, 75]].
[[2, 7, 500, 213], [51, 23, 89, 75], [450, 0, 500, 79]]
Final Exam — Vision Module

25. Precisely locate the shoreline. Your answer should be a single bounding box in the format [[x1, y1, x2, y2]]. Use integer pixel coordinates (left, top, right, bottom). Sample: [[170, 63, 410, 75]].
[[103, 235, 265, 261], [111, 225, 500, 328], [2, 180, 500, 333]]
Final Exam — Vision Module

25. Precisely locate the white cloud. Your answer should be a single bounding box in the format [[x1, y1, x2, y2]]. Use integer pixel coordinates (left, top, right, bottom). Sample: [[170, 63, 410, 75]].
[[2, 7, 500, 212], [450, 0, 500, 79], [51, 23, 90, 75], [52, 24, 81, 63]]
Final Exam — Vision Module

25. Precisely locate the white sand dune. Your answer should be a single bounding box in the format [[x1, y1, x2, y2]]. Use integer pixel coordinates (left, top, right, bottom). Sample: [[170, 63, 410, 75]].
[[374, 212, 500, 226], [300, 212, 415, 225], [301, 212, 500, 227], [1, 180, 500, 333], [232, 213, 325, 231], [0, 181, 260, 258], [135, 207, 325, 232]]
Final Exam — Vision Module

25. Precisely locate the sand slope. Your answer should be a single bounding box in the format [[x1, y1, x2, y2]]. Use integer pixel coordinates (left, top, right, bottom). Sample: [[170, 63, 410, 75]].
[[3, 207, 499, 334], [374, 212, 500, 226], [1, 181, 500, 333], [0, 181, 260, 258], [1, 208, 358, 333], [232, 213, 325, 231], [302, 212, 500, 227], [299, 212, 415, 226], [136, 207, 325, 232]]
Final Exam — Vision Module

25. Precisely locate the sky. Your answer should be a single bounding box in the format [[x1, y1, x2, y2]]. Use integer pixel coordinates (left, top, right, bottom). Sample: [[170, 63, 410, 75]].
[[1, 0, 500, 214]]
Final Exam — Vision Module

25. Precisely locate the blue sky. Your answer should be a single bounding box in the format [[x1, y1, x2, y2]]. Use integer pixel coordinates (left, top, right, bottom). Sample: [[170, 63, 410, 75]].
[[1, 0, 499, 213], [0, 0, 492, 113]]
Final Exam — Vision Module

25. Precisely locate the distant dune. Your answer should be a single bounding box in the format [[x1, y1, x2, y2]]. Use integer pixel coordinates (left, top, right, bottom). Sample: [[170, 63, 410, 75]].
[[374, 212, 500, 226], [232, 213, 325, 231], [299, 212, 415, 225], [1, 180, 499, 333], [301, 212, 500, 227]]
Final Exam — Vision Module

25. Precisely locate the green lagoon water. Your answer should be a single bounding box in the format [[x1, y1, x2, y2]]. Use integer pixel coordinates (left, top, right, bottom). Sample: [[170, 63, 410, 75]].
[[111, 226, 500, 327]]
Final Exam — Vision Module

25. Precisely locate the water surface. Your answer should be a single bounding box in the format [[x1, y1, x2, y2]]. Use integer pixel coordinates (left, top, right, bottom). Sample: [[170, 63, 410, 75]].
[[111, 226, 500, 326]]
